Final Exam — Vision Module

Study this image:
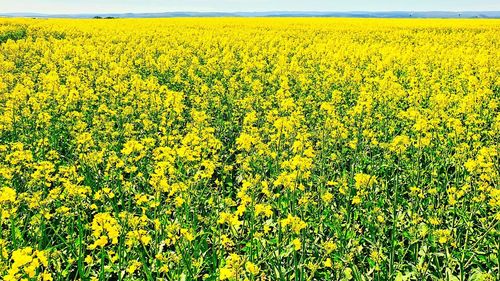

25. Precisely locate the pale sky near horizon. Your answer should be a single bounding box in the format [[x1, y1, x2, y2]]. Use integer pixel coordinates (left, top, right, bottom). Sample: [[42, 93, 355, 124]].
[[1, 0, 499, 14]]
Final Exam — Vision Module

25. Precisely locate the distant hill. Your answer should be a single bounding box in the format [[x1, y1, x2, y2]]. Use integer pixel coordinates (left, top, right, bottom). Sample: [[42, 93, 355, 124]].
[[1, 11, 499, 19]]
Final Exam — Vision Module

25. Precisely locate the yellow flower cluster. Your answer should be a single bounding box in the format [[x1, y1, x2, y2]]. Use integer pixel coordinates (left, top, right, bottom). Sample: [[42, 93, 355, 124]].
[[4, 248, 50, 281], [88, 213, 120, 250]]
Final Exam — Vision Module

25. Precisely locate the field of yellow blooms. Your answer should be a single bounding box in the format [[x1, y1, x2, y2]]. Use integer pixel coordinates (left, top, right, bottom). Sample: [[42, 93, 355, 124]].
[[0, 18, 499, 280]]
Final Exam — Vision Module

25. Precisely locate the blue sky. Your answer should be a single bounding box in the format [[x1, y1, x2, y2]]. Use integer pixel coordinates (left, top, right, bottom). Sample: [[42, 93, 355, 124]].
[[1, 0, 499, 14]]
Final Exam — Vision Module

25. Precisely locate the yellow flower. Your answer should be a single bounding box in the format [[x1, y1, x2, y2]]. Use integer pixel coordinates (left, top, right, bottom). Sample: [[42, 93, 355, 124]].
[[127, 261, 142, 275], [174, 196, 185, 207], [292, 238, 302, 251], [281, 214, 307, 234], [323, 258, 332, 268], [181, 228, 195, 242], [323, 241, 337, 254], [220, 235, 234, 249], [245, 261, 259, 275], [220, 267, 235, 280], [0, 186, 16, 203], [254, 203, 273, 218], [377, 215, 385, 223], [88, 235, 108, 250], [429, 217, 440, 226], [354, 173, 377, 189], [85, 255, 93, 264], [41, 272, 53, 281], [464, 159, 477, 173], [389, 135, 411, 153], [36, 250, 49, 267], [435, 229, 452, 244], [370, 250, 383, 263], [236, 133, 256, 151], [322, 192, 334, 203], [89, 213, 120, 249], [352, 196, 362, 205]]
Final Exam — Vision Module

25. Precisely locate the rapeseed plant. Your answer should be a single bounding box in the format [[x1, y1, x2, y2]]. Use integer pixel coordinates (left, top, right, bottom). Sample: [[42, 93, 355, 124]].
[[0, 17, 498, 280]]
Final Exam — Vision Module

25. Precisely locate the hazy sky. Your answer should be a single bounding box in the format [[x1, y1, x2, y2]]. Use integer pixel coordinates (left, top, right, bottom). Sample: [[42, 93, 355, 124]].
[[1, 0, 499, 14]]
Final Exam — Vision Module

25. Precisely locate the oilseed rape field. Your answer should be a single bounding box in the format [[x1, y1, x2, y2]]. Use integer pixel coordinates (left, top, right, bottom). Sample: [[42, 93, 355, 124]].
[[0, 18, 499, 281]]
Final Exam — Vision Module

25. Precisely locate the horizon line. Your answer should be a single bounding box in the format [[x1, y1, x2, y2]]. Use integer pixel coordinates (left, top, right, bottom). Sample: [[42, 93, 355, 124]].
[[2, 10, 500, 15], [1, 10, 499, 20]]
